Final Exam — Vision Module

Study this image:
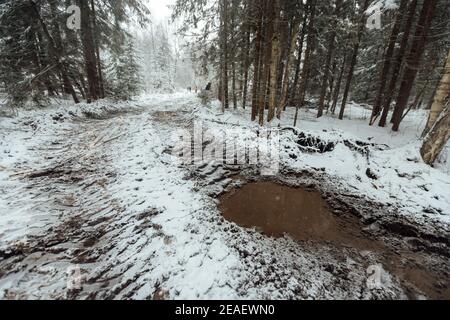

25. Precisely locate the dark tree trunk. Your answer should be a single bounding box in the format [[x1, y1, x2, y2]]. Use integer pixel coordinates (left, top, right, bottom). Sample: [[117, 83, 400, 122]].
[[338, 0, 370, 120], [90, 0, 105, 99], [251, 2, 264, 121], [289, 8, 308, 107], [325, 58, 338, 111], [241, 26, 250, 109], [230, 0, 238, 109], [294, 0, 316, 127], [278, 17, 301, 118], [317, 0, 342, 118], [48, 0, 71, 95], [258, 0, 273, 126], [379, 0, 418, 127], [267, 0, 281, 122], [370, 0, 408, 125], [391, 0, 437, 132], [77, 0, 99, 103], [222, 0, 230, 109], [330, 54, 347, 114], [30, 31, 52, 95]]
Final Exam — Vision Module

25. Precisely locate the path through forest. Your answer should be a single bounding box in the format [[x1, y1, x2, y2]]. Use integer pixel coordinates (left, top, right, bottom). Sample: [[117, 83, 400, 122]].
[[0, 93, 449, 299]]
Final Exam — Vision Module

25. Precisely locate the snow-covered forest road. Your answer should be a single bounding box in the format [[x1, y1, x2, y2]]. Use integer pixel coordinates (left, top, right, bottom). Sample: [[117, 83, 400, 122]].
[[0, 93, 449, 299]]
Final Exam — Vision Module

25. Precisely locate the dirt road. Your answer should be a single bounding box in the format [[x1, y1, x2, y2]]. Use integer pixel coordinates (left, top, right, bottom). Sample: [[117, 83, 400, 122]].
[[0, 94, 448, 299]]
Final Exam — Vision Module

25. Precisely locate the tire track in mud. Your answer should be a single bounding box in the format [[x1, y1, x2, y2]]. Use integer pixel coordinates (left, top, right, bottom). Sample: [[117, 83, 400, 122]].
[[0, 113, 136, 299], [0, 96, 238, 299]]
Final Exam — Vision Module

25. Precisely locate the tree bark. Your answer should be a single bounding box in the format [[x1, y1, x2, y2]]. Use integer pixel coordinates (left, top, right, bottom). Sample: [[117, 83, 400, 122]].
[[77, 0, 99, 103], [325, 58, 338, 111], [258, 0, 273, 126], [330, 54, 347, 114], [423, 49, 450, 135], [294, 0, 316, 127], [289, 8, 308, 107], [30, 30, 53, 95], [278, 17, 301, 118], [338, 0, 370, 120], [48, 0, 71, 95], [231, 0, 238, 109], [251, 2, 264, 121], [241, 5, 251, 109], [267, 0, 281, 122], [317, 0, 342, 118], [378, 0, 418, 127], [391, 0, 437, 132], [421, 104, 450, 165], [90, 0, 105, 99], [220, 0, 230, 110], [370, 0, 408, 125]]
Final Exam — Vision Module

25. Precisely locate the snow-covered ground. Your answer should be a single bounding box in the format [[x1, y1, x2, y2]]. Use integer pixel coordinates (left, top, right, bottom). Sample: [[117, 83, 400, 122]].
[[0, 92, 448, 299]]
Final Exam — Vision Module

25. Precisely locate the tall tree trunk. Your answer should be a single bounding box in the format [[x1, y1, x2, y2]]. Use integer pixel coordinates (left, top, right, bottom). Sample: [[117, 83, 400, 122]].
[[423, 49, 450, 135], [90, 0, 105, 99], [79, 75, 88, 98], [258, 0, 273, 126], [276, 19, 290, 105], [365, 44, 382, 102], [267, 0, 281, 122], [278, 17, 301, 118], [77, 0, 99, 103], [73, 77, 86, 100], [294, 0, 316, 127], [223, 0, 230, 109], [338, 0, 370, 120], [391, 0, 437, 132], [48, 0, 71, 95], [289, 8, 308, 107], [369, 0, 408, 124], [421, 103, 450, 165], [218, 2, 225, 110], [242, 18, 251, 109], [30, 30, 52, 95], [251, 2, 264, 121], [330, 54, 347, 114], [232, 63, 237, 109], [317, 0, 342, 118], [378, 0, 418, 127], [230, 0, 238, 109], [34, 27, 56, 95], [325, 58, 338, 111]]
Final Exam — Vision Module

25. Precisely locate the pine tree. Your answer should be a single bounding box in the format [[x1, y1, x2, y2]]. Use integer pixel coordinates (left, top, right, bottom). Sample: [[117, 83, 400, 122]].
[[0, 0, 149, 106], [108, 38, 142, 100]]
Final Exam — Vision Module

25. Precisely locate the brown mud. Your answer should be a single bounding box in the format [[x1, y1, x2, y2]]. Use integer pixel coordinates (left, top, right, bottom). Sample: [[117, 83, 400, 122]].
[[219, 181, 450, 299]]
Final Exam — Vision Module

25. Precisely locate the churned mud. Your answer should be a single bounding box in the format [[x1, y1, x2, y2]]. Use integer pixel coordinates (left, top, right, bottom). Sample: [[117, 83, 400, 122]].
[[218, 180, 450, 300]]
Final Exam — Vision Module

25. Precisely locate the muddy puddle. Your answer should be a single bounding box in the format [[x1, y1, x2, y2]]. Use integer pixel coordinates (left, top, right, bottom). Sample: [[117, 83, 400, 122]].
[[220, 181, 369, 247], [219, 182, 450, 299]]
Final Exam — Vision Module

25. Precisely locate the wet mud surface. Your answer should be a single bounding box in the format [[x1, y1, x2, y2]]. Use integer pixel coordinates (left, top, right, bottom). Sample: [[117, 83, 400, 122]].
[[217, 179, 450, 299]]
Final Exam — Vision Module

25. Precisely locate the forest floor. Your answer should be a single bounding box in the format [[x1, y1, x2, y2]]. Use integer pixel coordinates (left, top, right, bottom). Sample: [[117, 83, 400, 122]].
[[0, 92, 449, 299]]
